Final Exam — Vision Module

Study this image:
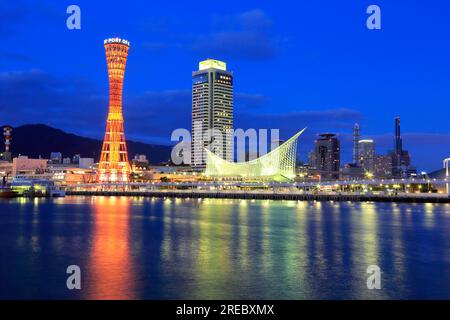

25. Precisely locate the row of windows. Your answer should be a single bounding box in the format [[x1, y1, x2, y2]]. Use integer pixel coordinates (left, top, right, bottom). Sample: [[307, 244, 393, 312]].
[[214, 85, 232, 88]]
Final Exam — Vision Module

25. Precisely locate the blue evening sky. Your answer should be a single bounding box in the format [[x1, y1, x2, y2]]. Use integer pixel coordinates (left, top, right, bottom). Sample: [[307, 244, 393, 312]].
[[1, 0, 449, 171]]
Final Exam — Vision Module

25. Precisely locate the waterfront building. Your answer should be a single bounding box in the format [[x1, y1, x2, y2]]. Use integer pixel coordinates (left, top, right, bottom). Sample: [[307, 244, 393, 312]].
[[353, 123, 360, 165], [205, 129, 304, 181], [374, 154, 393, 178], [144, 165, 200, 182], [0, 160, 13, 181], [358, 139, 375, 173], [405, 166, 418, 177], [390, 117, 412, 177], [307, 150, 316, 169], [191, 59, 233, 171], [48, 165, 96, 185], [134, 154, 149, 164], [131, 155, 150, 173], [72, 154, 81, 165], [97, 37, 132, 183], [79, 158, 95, 169], [50, 152, 62, 164], [341, 163, 365, 180], [314, 133, 340, 180], [12, 156, 48, 176]]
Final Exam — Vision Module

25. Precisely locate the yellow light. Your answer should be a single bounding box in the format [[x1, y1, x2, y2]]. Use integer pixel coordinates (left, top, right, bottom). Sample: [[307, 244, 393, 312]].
[[365, 171, 374, 179], [199, 59, 227, 71]]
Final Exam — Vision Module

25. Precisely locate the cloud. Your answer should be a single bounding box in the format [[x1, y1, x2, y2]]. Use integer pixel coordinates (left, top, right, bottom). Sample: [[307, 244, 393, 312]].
[[0, 0, 59, 36], [235, 93, 269, 109], [0, 70, 358, 144], [0, 69, 191, 144], [124, 90, 191, 143], [140, 9, 283, 61], [142, 42, 168, 53], [0, 52, 33, 62], [0, 3, 25, 36], [192, 9, 280, 60], [236, 108, 361, 134], [0, 70, 106, 138], [0, 69, 268, 145], [125, 91, 274, 144]]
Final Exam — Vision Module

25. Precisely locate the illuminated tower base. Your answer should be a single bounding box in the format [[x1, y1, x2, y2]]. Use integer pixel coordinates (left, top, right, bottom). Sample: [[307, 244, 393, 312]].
[[97, 119, 131, 183], [97, 37, 131, 183]]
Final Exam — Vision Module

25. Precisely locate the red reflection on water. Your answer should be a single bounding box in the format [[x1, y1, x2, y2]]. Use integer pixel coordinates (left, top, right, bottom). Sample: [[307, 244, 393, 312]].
[[86, 196, 136, 299]]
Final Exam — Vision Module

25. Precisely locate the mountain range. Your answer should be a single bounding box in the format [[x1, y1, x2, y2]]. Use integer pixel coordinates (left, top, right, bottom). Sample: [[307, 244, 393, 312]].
[[0, 124, 172, 164]]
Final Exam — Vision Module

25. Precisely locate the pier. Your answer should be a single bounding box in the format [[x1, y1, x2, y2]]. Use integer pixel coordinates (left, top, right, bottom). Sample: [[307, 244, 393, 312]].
[[66, 189, 450, 203]]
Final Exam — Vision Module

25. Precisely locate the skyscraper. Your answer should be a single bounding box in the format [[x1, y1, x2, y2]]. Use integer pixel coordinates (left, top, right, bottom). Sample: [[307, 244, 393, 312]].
[[353, 123, 360, 165], [191, 59, 233, 171], [390, 116, 411, 177], [97, 38, 131, 183], [358, 139, 375, 172], [314, 133, 340, 180], [395, 116, 402, 157]]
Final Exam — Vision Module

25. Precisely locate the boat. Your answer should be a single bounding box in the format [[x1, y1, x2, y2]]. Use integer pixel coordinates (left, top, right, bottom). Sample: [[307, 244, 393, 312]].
[[0, 187, 18, 198], [49, 187, 66, 197], [11, 177, 66, 197]]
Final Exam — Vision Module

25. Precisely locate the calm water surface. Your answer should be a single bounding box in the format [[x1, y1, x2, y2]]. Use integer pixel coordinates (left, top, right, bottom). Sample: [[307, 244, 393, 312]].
[[0, 196, 449, 299]]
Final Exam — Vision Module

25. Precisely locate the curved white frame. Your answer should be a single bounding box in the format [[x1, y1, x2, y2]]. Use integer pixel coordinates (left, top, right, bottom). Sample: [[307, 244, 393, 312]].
[[205, 128, 306, 180]]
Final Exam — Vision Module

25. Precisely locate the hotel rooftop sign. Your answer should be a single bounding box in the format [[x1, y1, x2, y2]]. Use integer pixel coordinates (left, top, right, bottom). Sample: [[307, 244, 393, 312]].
[[199, 59, 226, 71]]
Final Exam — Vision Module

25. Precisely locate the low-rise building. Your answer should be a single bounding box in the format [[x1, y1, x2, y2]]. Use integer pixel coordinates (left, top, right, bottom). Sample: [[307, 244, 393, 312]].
[[12, 156, 48, 176], [79, 158, 95, 169]]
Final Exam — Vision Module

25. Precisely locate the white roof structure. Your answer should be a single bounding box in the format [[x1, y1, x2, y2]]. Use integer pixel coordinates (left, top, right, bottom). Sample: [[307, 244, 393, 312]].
[[205, 128, 306, 181]]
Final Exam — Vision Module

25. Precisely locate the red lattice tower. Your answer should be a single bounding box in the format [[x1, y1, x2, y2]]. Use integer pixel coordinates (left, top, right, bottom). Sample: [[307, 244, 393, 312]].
[[97, 38, 131, 183]]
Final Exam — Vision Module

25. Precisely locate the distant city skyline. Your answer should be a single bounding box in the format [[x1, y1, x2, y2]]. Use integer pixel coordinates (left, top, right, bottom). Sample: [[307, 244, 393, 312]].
[[1, 1, 450, 171]]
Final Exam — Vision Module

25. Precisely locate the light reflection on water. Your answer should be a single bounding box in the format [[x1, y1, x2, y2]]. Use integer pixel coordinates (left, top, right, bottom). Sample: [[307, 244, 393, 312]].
[[86, 196, 136, 299], [0, 196, 449, 299]]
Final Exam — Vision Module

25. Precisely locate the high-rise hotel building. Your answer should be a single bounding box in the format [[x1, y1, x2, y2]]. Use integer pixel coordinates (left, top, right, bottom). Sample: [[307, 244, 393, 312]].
[[314, 133, 340, 180], [191, 59, 233, 170]]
